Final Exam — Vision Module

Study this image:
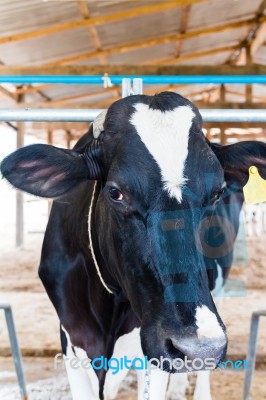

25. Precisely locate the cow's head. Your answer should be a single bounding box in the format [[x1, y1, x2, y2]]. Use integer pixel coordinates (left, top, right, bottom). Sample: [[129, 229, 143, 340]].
[[2, 92, 266, 372]]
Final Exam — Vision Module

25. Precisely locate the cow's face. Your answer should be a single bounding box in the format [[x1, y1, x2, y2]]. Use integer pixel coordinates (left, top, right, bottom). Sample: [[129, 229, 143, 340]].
[[94, 93, 227, 369], [2, 92, 266, 372]]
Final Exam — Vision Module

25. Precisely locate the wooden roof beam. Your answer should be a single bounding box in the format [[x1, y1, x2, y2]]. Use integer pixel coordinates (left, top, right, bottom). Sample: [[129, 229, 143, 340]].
[[44, 16, 265, 67], [0, 0, 204, 46], [11, 101, 266, 110], [175, 5, 191, 57], [1, 64, 266, 75], [15, 84, 52, 94], [0, 85, 17, 101], [250, 22, 266, 56], [41, 86, 120, 104], [76, 0, 105, 61], [226, 89, 266, 102], [227, 0, 266, 64], [76, 0, 120, 98], [145, 44, 241, 65], [35, 84, 185, 106]]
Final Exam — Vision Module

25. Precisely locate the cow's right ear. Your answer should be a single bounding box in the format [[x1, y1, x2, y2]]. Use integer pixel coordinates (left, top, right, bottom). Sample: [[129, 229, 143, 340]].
[[0, 141, 103, 198]]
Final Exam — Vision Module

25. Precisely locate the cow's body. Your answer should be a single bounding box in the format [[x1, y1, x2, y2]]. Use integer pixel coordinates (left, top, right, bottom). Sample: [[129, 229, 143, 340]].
[[40, 137, 243, 400], [2, 92, 266, 400], [39, 165, 140, 397]]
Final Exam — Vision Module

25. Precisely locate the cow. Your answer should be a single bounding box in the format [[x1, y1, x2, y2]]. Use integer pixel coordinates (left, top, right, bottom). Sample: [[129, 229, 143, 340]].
[[1, 92, 266, 400]]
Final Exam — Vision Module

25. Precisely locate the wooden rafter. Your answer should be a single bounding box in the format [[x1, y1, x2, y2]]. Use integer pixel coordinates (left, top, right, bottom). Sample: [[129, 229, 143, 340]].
[[76, 0, 121, 98], [227, 0, 266, 64], [43, 16, 266, 67], [250, 23, 266, 56], [36, 84, 185, 106], [76, 0, 104, 59], [0, 1, 204, 46], [226, 89, 266, 102], [146, 44, 241, 65], [1, 64, 266, 75], [182, 86, 266, 102], [42, 86, 120, 104], [15, 84, 51, 94], [0, 85, 17, 101], [175, 5, 191, 57], [12, 101, 266, 111], [208, 132, 266, 139]]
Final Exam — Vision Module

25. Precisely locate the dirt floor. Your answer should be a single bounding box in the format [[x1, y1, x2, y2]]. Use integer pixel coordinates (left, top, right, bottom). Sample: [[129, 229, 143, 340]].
[[0, 227, 266, 399]]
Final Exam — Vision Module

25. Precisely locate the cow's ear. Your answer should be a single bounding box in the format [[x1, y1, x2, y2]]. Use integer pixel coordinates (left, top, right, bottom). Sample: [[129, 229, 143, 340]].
[[209, 140, 266, 189], [0, 141, 103, 198]]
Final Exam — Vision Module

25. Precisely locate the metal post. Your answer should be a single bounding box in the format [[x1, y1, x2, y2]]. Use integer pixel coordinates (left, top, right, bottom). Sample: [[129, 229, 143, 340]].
[[16, 120, 24, 247], [245, 45, 253, 103], [66, 130, 72, 149], [133, 78, 143, 95], [0, 303, 28, 400], [47, 130, 53, 216], [122, 78, 131, 98], [243, 310, 266, 400], [47, 129, 52, 145]]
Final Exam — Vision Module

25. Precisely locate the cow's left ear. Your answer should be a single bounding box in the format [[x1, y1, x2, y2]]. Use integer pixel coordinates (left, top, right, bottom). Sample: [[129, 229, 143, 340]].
[[209, 140, 266, 189], [0, 140, 103, 198]]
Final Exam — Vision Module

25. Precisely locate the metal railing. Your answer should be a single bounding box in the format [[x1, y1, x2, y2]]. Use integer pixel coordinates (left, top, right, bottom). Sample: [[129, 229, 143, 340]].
[[0, 303, 28, 400], [0, 75, 266, 84], [0, 108, 265, 122]]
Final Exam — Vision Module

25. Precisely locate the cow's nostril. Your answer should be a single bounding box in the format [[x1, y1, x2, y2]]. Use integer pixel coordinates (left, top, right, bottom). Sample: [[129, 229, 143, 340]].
[[167, 335, 227, 363], [165, 338, 185, 359]]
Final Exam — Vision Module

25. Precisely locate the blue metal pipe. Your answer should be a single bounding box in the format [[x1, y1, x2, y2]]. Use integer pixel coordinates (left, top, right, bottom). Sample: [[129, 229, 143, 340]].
[[0, 75, 266, 84]]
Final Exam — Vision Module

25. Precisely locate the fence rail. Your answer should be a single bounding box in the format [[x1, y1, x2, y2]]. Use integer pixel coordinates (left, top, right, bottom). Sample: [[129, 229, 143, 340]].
[[0, 109, 265, 122]]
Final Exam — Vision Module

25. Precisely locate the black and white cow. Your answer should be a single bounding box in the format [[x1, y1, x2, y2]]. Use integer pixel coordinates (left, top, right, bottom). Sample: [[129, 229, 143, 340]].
[[1, 92, 266, 400]]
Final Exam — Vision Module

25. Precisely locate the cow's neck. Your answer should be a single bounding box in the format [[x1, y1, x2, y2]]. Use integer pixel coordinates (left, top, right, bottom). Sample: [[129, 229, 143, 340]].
[[88, 181, 113, 294]]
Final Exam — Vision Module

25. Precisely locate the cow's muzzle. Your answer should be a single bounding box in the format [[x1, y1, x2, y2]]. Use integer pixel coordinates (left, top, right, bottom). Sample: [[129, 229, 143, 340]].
[[140, 322, 227, 373]]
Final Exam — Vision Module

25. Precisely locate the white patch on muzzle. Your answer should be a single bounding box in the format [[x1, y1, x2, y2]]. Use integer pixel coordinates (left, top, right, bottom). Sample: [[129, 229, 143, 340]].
[[195, 305, 225, 339], [130, 103, 195, 202]]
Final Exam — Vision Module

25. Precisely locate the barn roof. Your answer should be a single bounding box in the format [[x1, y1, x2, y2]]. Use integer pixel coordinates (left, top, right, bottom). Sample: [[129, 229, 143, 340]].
[[0, 0, 265, 143]]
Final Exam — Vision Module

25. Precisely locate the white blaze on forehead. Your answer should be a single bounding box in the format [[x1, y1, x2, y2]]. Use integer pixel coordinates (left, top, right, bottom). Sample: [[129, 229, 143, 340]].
[[195, 305, 225, 339], [130, 103, 195, 202]]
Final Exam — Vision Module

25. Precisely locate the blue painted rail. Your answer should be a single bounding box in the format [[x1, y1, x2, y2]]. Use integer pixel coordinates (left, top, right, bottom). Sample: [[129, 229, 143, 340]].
[[0, 75, 266, 84]]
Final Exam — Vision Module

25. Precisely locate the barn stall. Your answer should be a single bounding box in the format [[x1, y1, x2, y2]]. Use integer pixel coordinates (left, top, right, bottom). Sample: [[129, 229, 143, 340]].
[[0, 0, 266, 399]]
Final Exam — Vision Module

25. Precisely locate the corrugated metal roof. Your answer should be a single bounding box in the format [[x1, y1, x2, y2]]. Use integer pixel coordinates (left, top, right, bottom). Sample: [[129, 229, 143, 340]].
[[0, 0, 264, 140], [181, 27, 249, 55], [188, 0, 262, 30], [97, 8, 182, 49], [0, 0, 81, 36], [0, 27, 96, 65], [87, 0, 161, 17], [108, 42, 177, 64]]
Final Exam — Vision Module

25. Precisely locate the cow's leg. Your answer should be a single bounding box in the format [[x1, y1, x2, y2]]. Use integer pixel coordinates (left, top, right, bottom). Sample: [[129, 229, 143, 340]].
[[193, 371, 211, 400], [61, 326, 100, 400], [166, 373, 189, 400], [137, 368, 169, 400], [192, 267, 225, 400], [104, 327, 145, 400], [192, 282, 224, 400]]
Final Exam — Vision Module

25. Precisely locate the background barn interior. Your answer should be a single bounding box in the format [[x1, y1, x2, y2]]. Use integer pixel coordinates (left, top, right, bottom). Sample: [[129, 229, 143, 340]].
[[0, 0, 266, 399]]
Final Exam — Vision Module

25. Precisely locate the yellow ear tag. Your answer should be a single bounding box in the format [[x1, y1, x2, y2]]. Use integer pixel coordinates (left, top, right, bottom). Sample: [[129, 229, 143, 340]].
[[243, 166, 266, 204]]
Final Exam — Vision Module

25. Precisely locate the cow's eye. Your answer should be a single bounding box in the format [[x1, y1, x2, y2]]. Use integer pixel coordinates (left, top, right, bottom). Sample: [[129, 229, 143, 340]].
[[109, 187, 123, 201]]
